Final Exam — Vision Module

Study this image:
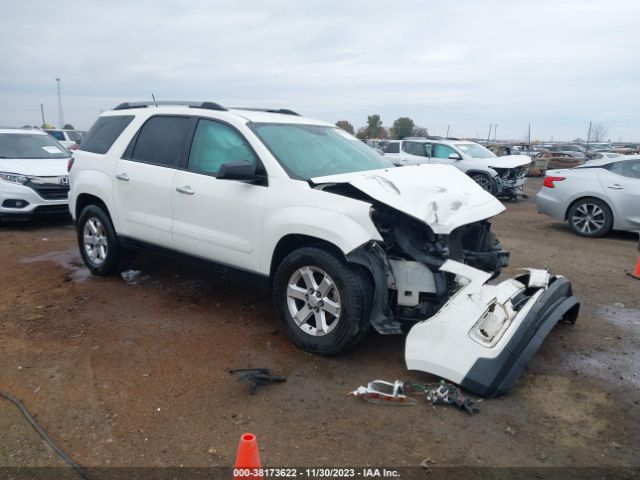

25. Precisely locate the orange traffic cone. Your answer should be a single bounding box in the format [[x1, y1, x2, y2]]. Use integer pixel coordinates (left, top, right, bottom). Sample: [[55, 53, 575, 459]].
[[627, 256, 640, 280], [234, 433, 262, 479]]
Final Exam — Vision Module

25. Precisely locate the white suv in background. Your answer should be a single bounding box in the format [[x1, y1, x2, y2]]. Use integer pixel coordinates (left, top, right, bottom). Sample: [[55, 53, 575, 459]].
[[0, 128, 71, 222], [384, 138, 531, 199], [68, 101, 578, 397]]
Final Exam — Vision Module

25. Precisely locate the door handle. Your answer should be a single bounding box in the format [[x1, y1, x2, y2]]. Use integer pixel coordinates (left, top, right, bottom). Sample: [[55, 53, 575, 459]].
[[607, 184, 624, 190], [115, 173, 130, 181], [176, 185, 195, 195]]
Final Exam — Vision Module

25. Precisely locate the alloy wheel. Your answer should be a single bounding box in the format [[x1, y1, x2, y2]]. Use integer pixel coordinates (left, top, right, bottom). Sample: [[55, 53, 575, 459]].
[[83, 217, 108, 265], [571, 203, 606, 235]]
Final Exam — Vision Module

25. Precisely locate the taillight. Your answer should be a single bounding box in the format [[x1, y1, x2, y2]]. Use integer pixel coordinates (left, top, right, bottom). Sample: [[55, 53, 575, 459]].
[[67, 157, 75, 172], [543, 176, 566, 188]]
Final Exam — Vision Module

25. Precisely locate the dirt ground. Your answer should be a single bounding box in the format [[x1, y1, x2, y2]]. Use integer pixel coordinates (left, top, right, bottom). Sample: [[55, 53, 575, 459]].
[[1, 177, 639, 472]]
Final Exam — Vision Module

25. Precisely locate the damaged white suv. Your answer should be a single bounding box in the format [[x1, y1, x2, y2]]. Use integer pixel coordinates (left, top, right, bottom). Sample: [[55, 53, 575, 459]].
[[69, 101, 579, 396]]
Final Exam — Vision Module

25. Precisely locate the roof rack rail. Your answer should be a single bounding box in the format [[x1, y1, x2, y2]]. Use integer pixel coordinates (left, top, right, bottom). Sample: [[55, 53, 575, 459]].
[[113, 101, 227, 111], [232, 107, 300, 116]]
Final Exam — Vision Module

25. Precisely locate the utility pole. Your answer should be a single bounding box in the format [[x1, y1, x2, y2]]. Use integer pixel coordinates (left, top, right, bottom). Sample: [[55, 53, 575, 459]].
[[586, 121, 592, 150], [528, 123, 531, 155], [446, 125, 450, 138], [40, 104, 46, 127], [486, 124, 492, 143], [494, 124, 498, 142], [56, 78, 64, 128]]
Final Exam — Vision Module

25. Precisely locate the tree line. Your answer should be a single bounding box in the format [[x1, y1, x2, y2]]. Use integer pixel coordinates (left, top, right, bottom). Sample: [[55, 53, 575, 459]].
[[335, 115, 428, 140]]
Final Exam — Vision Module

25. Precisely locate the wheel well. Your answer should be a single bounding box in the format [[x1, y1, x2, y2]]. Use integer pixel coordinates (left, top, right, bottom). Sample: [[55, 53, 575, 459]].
[[75, 194, 112, 221], [466, 170, 494, 179], [564, 196, 614, 221], [269, 235, 345, 279]]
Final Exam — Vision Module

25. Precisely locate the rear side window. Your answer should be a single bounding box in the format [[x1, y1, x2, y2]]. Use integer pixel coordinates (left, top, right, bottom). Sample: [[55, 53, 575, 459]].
[[609, 160, 640, 179], [187, 119, 258, 175], [80, 115, 134, 154], [385, 142, 400, 153], [130, 116, 192, 167]]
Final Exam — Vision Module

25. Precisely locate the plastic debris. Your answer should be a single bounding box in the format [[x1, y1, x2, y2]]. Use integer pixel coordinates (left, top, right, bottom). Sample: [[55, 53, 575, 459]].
[[229, 368, 286, 394], [120, 270, 148, 284], [349, 380, 417, 406]]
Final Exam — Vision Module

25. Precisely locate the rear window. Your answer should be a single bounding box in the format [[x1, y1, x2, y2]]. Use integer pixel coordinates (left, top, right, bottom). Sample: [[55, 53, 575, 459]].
[[80, 115, 134, 154], [130, 116, 192, 167]]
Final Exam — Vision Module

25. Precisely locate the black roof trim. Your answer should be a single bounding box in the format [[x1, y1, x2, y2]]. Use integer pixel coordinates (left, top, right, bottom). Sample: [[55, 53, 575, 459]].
[[231, 107, 301, 116], [113, 101, 227, 111]]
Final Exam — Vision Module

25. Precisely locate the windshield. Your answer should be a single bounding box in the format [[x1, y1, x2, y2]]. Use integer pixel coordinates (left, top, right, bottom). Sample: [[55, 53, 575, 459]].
[[0, 133, 70, 159], [455, 143, 496, 159], [252, 123, 393, 179]]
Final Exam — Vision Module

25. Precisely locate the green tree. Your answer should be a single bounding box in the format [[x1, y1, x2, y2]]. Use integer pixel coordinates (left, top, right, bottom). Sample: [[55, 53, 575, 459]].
[[366, 114, 383, 138], [355, 127, 368, 139], [391, 117, 415, 139], [412, 126, 429, 137], [335, 120, 355, 135], [62, 123, 75, 130]]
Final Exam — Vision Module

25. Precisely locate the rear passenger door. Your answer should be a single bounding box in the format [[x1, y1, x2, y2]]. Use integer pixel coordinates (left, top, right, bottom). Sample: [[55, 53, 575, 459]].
[[113, 115, 193, 247], [171, 118, 267, 271], [599, 160, 640, 231]]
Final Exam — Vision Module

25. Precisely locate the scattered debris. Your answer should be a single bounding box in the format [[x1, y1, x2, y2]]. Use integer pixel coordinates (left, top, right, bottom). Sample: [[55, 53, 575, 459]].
[[613, 303, 625, 308], [350, 380, 417, 406], [120, 269, 148, 284], [228, 368, 286, 394], [350, 379, 479, 414], [505, 425, 517, 436]]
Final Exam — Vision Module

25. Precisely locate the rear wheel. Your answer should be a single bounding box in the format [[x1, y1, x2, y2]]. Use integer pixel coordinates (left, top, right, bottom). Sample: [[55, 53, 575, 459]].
[[77, 205, 123, 275], [469, 173, 495, 194], [567, 198, 613, 237], [272, 247, 372, 355]]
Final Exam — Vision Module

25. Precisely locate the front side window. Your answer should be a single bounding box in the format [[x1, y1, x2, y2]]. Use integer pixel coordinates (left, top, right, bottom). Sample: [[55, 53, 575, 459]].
[[188, 119, 258, 175], [131, 116, 191, 167], [252, 123, 393, 180], [0, 133, 70, 159], [81, 115, 134, 154], [432, 144, 457, 159], [609, 160, 640, 179]]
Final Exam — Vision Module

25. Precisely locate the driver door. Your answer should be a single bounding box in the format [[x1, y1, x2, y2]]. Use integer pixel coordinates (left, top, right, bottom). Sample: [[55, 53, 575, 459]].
[[171, 118, 267, 271], [431, 143, 459, 166]]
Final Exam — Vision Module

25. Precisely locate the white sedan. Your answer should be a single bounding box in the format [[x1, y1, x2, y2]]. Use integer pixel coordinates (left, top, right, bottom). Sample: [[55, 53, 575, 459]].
[[536, 156, 640, 236]]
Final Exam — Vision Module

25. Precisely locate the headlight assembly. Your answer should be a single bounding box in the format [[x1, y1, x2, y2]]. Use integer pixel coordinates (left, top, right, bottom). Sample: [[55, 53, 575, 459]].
[[0, 172, 29, 185]]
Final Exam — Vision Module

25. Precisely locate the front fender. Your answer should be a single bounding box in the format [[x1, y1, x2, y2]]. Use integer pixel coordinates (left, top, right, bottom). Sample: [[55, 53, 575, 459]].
[[69, 169, 117, 227]]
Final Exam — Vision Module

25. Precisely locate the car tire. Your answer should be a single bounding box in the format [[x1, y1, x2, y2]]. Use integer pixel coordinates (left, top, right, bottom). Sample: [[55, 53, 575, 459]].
[[77, 204, 123, 276], [469, 173, 496, 194], [272, 246, 373, 355], [567, 198, 613, 237]]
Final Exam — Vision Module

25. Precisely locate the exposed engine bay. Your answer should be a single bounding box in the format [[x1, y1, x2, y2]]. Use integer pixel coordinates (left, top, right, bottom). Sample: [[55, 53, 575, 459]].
[[493, 165, 528, 200]]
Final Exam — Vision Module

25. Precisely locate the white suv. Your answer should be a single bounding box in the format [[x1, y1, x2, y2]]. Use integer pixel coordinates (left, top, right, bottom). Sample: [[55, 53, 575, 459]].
[[0, 128, 71, 221], [384, 138, 531, 199], [69, 101, 578, 397]]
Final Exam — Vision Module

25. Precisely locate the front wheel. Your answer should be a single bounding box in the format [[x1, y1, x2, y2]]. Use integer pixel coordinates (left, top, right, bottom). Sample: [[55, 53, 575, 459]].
[[77, 205, 123, 276], [469, 173, 496, 194], [272, 247, 372, 355]]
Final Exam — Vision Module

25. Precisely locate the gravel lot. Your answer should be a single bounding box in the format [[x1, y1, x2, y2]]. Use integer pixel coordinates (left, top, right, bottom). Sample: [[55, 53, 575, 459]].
[[1, 177, 638, 472]]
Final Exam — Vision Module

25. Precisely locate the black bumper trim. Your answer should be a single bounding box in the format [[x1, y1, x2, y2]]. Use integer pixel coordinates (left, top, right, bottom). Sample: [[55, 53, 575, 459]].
[[460, 275, 579, 397]]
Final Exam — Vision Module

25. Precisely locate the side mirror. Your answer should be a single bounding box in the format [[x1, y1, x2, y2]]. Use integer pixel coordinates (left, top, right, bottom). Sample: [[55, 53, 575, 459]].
[[448, 153, 462, 160], [217, 160, 256, 180]]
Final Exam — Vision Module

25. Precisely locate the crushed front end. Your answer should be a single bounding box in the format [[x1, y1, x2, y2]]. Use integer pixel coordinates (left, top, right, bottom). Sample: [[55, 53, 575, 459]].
[[493, 165, 528, 200]]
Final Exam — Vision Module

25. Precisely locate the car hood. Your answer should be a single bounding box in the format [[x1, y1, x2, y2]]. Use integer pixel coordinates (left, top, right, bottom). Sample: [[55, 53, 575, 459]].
[[0, 157, 70, 176], [478, 155, 532, 169], [311, 164, 505, 234]]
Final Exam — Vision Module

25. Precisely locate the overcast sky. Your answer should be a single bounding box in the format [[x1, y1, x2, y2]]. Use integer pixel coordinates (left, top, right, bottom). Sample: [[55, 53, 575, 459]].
[[1, 0, 638, 141]]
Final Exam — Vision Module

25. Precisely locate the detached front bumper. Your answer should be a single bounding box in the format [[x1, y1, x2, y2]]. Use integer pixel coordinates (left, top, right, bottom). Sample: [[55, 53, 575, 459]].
[[405, 260, 579, 397]]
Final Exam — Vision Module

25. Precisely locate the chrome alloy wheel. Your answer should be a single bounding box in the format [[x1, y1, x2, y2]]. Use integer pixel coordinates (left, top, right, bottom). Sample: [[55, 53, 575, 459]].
[[83, 217, 108, 265], [473, 176, 493, 191], [571, 203, 606, 234], [286, 266, 341, 336]]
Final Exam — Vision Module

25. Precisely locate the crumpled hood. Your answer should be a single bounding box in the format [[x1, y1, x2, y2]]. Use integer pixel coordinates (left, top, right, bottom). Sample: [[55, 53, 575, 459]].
[[311, 164, 505, 234], [0, 157, 70, 177], [481, 155, 532, 169]]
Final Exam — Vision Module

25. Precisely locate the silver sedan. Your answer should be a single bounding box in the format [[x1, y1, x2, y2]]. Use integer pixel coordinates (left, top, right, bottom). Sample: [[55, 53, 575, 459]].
[[536, 156, 640, 237]]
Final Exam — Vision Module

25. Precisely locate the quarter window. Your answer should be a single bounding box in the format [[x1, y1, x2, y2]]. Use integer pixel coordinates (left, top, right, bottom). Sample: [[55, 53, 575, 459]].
[[187, 119, 258, 175], [131, 116, 192, 167], [385, 142, 400, 153], [81, 115, 134, 154], [403, 141, 430, 157]]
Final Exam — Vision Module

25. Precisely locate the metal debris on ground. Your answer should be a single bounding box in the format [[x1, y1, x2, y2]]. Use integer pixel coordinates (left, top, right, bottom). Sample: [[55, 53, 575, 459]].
[[120, 269, 148, 284], [228, 368, 286, 394], [349, 380, 417, 405], [350, 379, 479, 414]]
